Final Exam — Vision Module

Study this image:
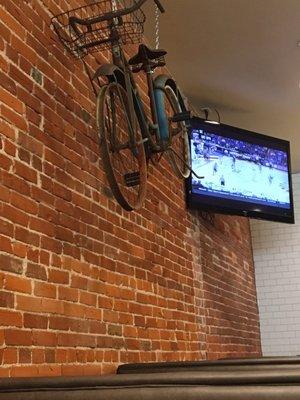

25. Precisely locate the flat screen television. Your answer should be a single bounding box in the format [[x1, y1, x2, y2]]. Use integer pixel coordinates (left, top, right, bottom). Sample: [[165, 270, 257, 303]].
[[186, 118, 294, 224]]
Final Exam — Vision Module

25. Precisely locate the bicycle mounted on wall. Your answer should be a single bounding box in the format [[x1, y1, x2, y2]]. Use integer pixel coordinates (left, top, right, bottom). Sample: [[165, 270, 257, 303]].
[[52, 0, 200, 211]]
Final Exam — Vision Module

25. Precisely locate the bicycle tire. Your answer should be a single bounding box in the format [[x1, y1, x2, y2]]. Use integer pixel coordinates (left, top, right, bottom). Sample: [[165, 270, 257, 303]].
[[158, 85, 191, 178], [97, 82, 147, 211]]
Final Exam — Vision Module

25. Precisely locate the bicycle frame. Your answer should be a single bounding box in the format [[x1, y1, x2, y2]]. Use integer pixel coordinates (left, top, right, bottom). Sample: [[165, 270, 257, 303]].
[[107, 23, 164, 152], [52, 0, 201, 212], [81, 11, 198, 175], [67, 0, 181, 155]]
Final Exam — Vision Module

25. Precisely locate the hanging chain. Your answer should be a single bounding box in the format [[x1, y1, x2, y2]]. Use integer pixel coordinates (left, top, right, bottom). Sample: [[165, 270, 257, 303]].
[[155, 4, 160, 49]]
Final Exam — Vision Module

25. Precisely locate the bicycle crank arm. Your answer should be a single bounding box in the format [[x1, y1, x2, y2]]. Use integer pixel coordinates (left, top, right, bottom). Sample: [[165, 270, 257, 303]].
[[113, 137, 148, 152], [168, 148, 204, 180]]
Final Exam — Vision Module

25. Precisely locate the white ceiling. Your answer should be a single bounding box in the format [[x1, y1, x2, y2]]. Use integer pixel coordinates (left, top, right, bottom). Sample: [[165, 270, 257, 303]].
[[144, 0, 300, 172]]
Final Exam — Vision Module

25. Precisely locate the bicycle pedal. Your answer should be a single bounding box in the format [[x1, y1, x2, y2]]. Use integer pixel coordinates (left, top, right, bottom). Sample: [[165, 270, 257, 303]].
[[124, 172, 140, 187]]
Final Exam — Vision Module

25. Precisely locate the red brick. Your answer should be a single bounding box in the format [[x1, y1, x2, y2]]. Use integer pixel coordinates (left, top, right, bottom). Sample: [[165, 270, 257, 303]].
[[58, 286, 78, 302], [79, 291, 97, 307], [97, 296, 113, 309], [26, 106, 41, 126], [15, 227, 40, 247], [17, 87, 41, 114], [53, 183, 72, 201], [69, 318, 89, 333], [61, 365, 84, 376], [107, 324, 122, 336], [49, 316, 70, 331], [2, 172, 30, 196], [0, 186, 10, 203], [32, 331, 57, 347], [89, 321, 106, 335], [9, 63, 34, 92], [24, 313, 48, 329], [0, 71, 16, 97], [0, 105, 27, 131], [10, 192, 38, 215], [16, 295, 42, 312], [26, 263, 47, 281], [31, 186, 55, 207], [55, 226, 74, 243], [2, 347, 18, 364], [0, 254, 23, 274], [71, 276, 88, 290], [0, 153, 13, 171], [0, 235, 12, 253], [37, 365, 62, 376], [0, 367, 9, 378], [4, 138, 16, 156], [14, 161, 37, 183], [10, 366, 39, 377], [56, 349, 67, 363], [41, 236, 62, 254], [48, 269, 69, 284], [39, 298, 63, 314], [5, 43, 18, 65], [5, 329, 32, 345], [0, 310, 22, 327], [5, 275, 31, 293], [0, 21, 11, 46], [27, 248, 39, 263], [0, 6, 26, 38], [0, 88, 24, 114], [13, 242, 27, 258], [0, 53, 8, 74], [32, 349, 45, 364], [34, 281, 56, 298], [58, 333, 96, 348], [19, 348, 31, 364], [62, 303, 85, 319]]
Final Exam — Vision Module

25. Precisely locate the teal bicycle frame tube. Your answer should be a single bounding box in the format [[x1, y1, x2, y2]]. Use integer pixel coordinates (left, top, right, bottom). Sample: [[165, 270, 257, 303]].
[[154, 88, 169, 143]]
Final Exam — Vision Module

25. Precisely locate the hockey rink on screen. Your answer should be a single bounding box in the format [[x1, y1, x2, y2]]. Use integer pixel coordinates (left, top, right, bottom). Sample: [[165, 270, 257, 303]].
[[192, 154, 290, 206]]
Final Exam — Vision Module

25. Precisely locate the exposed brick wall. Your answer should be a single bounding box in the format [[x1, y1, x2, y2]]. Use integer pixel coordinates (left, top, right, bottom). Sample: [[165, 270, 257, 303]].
[[0, 0, 261, 377]]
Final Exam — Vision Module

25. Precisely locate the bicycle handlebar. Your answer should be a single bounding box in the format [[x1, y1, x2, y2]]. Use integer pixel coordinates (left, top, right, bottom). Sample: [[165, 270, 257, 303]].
[[69, 0, 165, 35]]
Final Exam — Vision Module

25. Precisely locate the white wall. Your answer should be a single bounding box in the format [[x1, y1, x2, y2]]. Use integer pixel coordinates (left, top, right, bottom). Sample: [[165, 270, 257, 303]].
[[251, 173, 300, 356]]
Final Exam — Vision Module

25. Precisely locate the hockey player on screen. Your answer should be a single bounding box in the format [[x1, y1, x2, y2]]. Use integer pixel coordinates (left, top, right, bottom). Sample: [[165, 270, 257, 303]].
[[220, 175, 225, 186], [231, 155, 236, 172], [213, 161, 218, 175], [268, 174, 274, 185]]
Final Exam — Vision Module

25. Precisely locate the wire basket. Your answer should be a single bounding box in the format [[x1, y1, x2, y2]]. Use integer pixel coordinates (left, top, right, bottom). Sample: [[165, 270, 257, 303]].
[[51, 0, 146, 59]]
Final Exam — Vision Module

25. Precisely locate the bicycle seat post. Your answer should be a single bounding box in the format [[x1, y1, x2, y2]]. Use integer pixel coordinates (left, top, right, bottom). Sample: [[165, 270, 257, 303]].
[[145, 62, 159, 138]]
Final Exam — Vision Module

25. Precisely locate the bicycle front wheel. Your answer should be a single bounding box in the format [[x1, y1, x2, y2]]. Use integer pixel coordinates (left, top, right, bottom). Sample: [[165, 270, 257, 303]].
[[159, 85, 191, 179], [97, 82, 147, 211]]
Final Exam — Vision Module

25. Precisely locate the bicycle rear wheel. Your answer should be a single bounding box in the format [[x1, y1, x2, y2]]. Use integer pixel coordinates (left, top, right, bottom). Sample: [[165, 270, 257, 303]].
[[97, 82, 147, 211], [159, 85, 191, 179]]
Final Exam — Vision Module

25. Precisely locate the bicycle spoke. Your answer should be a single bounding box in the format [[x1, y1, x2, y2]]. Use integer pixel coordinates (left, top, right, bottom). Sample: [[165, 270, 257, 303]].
[[105, 98, 112, 141], [98, 82, 147, 210], [162, 85, 190, 178]]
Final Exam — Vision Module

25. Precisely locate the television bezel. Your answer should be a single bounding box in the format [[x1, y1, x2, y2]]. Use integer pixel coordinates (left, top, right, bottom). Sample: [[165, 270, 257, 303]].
[[186, 117, 295, 224]]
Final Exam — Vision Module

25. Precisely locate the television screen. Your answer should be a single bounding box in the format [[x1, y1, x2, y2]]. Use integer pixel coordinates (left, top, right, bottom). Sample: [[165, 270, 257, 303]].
[[186, 118, 294, 223]]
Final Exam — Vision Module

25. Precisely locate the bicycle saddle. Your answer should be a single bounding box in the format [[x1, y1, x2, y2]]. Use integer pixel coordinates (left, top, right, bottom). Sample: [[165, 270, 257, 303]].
[[128, 44, 167, 65]]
